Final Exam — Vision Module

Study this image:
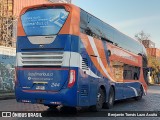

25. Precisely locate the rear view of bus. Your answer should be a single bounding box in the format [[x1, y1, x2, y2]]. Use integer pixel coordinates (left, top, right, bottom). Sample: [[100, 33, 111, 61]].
[[15, 4, 80, 108], [15, 3, 148, 111]]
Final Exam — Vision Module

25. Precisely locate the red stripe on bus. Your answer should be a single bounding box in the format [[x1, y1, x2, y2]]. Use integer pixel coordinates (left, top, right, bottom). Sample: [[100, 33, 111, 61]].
[[22, 90, 58, 93]]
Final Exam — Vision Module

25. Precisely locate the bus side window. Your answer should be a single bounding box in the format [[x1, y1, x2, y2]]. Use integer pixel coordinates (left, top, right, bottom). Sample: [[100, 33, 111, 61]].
[[133, 72, 138, 80], [123, 64, 140, 80], [123, 70, 132, 80], [111, 61, 124, 82]]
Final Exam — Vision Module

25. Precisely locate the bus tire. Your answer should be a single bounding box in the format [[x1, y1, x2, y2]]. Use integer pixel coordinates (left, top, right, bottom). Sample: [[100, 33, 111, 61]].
[[89, 88, 105, 112], [103, 87, 115, 109], [134, 86, 143, 101]]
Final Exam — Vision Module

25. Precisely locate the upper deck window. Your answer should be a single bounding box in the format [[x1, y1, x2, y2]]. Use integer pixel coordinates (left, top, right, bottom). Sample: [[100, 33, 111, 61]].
[[21, 7, 69, 36]]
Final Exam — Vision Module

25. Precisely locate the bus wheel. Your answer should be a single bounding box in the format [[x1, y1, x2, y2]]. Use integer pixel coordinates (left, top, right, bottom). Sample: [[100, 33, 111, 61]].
[[103, 87, 115, 109], [90, 88, 105, 112], [134, 86, 143, 100]]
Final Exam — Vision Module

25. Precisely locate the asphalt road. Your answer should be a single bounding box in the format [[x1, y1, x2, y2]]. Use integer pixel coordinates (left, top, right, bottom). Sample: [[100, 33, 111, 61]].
[[0, 85, 160, 120]]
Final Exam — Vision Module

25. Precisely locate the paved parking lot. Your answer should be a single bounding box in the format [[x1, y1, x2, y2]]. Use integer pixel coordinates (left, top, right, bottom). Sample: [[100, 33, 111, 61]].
[[0, 85, 160, 120]]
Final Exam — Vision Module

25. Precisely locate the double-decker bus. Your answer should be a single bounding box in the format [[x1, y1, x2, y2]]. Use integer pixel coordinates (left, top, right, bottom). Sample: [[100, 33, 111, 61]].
[[15, 3, 148, 111]]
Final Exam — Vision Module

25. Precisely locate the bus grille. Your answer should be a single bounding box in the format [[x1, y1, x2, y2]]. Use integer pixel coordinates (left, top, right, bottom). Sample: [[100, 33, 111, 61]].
[[82, 58, 89, 70], [20, 52, 63, 66]]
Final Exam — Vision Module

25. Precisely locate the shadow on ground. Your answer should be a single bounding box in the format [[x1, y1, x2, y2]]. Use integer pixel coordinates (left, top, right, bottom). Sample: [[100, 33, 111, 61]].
[[41, 98, 143, 117]]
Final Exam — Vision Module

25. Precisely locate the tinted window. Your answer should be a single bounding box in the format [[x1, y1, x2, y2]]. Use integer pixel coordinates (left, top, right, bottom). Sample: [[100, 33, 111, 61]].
[[80, 9, 144, 55], [123, 64, 140, 80], [21, 8, 69, 36], [80, 10, 103, 38], [87, 15, 103, 38], [80, 10, 88, 33], [103, 23, 114, 42]]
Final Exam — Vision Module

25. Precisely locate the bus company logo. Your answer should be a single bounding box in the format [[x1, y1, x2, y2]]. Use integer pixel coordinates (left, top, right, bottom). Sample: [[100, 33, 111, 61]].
[[1, 112, 42, 117], [2, 112, 11, 117], [28, 72, 54, 77], [28, 77, 32, 80]]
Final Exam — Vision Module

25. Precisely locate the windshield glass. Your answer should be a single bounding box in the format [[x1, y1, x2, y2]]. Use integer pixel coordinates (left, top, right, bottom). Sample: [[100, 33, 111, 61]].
[[21, 7, 69, 36]]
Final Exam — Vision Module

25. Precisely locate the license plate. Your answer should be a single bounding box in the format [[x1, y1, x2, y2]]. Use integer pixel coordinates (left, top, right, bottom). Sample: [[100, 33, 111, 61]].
[[36, 86, 45, 90]]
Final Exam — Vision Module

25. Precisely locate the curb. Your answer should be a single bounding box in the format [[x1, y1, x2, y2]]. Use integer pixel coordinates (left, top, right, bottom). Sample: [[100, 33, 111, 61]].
[[148, 84, 160, 86], [0, 92, 15, 100], [0, 95, 15, 100]]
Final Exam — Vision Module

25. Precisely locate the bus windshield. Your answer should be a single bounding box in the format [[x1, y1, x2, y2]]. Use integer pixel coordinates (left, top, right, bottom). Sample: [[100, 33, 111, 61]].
[[21, 7, 69, 36]]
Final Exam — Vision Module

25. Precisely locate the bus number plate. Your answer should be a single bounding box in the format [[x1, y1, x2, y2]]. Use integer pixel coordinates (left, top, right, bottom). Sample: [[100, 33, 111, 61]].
[[36, 86, 45, 90]]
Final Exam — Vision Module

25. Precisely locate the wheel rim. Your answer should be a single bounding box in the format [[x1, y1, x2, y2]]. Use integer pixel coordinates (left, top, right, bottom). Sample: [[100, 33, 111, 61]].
[[109, 91, 113, 105], [108, 88, 115, 106], [96, 90, 103, 109]]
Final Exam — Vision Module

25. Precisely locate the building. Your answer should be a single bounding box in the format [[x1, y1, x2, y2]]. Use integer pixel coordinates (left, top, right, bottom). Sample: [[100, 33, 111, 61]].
[[1, 0, 71, 17], [0, 0, 13, 16], [146, 48, 160, 60], [13, 0, 51, 17], [0, 0, 71, 47], [13, 0, 71, 17], [142, 40, 155, 48], [142, 40, 160, 59], [0, 0, 71, 93], [0, 0, 14, 47]]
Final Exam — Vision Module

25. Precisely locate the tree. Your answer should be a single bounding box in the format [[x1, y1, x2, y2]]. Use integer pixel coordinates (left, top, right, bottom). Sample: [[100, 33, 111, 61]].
[[148, 55, 160, 84], [135, 30, 150, 43], [135, 31, 160, 84]]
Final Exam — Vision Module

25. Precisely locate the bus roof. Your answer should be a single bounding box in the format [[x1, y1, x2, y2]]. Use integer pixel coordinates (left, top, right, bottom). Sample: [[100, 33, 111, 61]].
[[18, 3, 147, 57]]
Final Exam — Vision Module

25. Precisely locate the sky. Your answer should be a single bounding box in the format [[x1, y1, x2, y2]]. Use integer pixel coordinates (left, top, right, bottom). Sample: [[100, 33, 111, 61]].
[[72, 0, 160, 48]]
